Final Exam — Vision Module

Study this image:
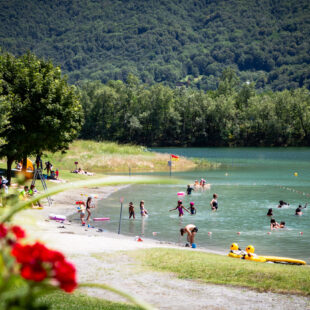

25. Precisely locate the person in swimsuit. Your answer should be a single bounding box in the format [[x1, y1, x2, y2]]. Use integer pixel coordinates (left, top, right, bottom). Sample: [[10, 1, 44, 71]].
[[210, 193, 218, 211], [129, 202, 135, 219], [186, 185, 194, 195], [279, 221, 286, 228], [170, 200, 189, 217], [267, 208, 273, 216], [295, 205, 303, 216], [140, 200, 148, 216], [189, 202, 196, 215], [180, 224, 198, 246], [270, 218, 280, 230], [278, 200, 289, 208], [86, 196, 95, 222]]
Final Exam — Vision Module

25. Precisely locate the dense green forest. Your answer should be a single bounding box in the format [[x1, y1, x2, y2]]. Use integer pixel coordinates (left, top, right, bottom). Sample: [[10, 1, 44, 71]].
[[79, 71, 310, 146], [0, 0, 309, 91]]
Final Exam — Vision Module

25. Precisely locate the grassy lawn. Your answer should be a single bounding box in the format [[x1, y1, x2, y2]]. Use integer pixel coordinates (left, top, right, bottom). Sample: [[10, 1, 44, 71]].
[[130, 248, 310, 296], [38, 291, 142, 310]]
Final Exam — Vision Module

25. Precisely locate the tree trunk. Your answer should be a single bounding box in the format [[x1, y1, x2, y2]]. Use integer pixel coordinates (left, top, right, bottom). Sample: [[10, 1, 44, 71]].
[[6, 156, 14, 186]]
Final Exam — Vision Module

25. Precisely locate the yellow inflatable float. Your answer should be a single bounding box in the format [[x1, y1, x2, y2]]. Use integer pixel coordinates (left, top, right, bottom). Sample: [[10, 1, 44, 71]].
[[228, 243, 306, 265]]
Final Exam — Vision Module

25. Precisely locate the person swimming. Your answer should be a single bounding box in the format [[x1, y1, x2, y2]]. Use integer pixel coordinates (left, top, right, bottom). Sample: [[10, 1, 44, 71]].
[[295, 205, 303, 216], [270, 218, 280, 230], [278, 200, 289, 208], [189, 202, 196, 215], [210, 193, 218, 211], [170, 200, 189, 217], [267, 208, 273, 216], [279, 221, 286, 228]]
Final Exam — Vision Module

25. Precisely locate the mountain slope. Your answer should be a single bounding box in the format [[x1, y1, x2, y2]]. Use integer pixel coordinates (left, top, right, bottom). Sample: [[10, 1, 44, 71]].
[[0, 0, 309, 90]]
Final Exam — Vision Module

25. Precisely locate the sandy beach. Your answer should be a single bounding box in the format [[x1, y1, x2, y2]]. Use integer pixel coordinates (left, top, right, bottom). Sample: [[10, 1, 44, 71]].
[[16, 184, 310, 310]]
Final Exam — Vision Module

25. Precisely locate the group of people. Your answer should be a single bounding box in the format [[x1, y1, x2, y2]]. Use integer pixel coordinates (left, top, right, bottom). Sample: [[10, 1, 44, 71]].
[[78, 196, 96, 226], [19, 184, 43, 208], [71, 167, 94, 176], [186, 178, 208, 194], [128, 200, 148, 219], [267, 200, 307, 230]]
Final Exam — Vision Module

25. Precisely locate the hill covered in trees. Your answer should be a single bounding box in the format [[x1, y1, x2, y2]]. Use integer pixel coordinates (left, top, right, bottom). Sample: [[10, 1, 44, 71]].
[[0, 0, 309, 91]]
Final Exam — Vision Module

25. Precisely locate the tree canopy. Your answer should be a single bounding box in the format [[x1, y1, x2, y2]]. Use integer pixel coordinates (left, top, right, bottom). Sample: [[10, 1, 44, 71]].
[[0, 52, 83, 183], [0, 0, 309, 91]]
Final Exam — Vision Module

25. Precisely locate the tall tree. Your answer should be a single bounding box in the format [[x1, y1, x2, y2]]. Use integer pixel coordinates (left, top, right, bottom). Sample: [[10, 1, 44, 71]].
[[0, 52, 83, 184]]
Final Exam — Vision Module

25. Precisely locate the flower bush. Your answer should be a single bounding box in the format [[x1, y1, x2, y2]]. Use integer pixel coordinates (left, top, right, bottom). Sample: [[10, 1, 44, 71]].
[[0, 222, 77, 309]]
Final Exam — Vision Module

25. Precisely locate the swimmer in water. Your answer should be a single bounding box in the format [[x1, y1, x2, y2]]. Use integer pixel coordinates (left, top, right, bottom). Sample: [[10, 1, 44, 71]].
[[180, 224, 198, 246], [140, 200, 148, 217], [270, 218, 280, 230], [295, 205, 303, 216], [189, 202, 196, 215], [278, 200, 289, 208], [186, 184, 194, 195], [210, 193, 218, 211], [267, 208, 273, 216], [279, 221, 286, 228], [170, 200, 189, 217]]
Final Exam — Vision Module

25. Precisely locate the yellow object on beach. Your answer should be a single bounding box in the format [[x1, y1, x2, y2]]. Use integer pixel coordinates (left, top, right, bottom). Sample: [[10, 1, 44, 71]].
[[244, 254, 267, 263], [261, 256, 306, 265]]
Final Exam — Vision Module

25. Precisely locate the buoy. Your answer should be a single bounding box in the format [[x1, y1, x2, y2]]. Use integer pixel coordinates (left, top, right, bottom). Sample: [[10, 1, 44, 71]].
[[237, 232, 241, 235], [208, 232, 212, 235], [177, 192, 185, 196], [300, 232, 303, 235], [294, 172, 298, 176]]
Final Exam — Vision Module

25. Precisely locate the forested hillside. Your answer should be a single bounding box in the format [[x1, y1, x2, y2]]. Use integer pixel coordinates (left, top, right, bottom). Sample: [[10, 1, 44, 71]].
[[0, 0, 309, 91]]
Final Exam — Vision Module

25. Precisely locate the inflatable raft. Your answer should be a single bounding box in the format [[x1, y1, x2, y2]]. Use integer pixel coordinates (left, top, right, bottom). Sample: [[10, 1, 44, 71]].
[[228, 243, 306, 265]]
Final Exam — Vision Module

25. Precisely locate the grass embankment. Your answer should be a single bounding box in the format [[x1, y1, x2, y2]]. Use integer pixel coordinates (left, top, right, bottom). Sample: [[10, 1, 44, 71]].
[[42, 140, 202, 173], [38, 291, 141, 310], [0, 140, 217, 176], [130, 248, 310, 296]]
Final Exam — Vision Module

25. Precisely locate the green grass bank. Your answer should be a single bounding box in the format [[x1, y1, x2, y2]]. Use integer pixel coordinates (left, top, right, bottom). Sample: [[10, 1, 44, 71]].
[[130, 248, 310, 296]]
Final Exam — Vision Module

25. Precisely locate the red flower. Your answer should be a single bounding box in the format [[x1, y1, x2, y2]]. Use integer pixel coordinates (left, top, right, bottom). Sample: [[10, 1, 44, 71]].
[[11, 226, 26, 239], [11, 240, 77, 292], [21, 264, 47, 282], [0, 223, 8, 238], [54, 260, 77, 292]]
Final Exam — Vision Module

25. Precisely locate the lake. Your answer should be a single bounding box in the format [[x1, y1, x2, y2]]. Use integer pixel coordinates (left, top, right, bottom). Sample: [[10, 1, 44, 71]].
[[91, 148, 310, 262]]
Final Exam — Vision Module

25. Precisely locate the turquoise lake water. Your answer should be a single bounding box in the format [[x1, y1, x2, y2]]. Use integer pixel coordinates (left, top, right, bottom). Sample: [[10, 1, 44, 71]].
[[90, 148, 310, 262]]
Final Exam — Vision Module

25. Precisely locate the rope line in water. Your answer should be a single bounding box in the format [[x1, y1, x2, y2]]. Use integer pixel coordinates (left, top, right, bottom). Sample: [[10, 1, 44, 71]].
[[279, 186, 310, 197]]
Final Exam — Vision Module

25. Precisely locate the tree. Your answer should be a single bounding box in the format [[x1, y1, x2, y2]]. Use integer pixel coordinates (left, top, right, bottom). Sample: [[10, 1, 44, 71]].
[[0, 52, 84, 184]]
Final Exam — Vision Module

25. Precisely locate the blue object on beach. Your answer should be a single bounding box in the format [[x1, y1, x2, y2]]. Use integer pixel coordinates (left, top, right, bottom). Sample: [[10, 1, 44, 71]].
[[192, 243, 196, 248]]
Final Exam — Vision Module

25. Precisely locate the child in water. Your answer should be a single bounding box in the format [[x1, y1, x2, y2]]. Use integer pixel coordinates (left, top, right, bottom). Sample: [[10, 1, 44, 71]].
[[279, 221, 286, 228], [140, 200, 148, 217], [170, 200, 190, 217], [210, 193, 218, 211], [267, 208, 273, 216], [129, 202, 135, 219], [189, 202, 196, 215]]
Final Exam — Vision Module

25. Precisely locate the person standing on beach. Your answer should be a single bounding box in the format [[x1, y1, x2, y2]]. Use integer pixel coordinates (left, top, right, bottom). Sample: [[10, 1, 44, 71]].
[[86, 196, 95, 222], [170, 200, 190, 217], [129, 202, 135, 219], [210, 193, 218, 211], [180, 224, 198, 246]]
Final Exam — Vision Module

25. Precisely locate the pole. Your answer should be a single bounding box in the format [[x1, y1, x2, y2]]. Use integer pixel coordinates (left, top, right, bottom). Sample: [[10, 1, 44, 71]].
[[118, 197, 124, 234], [170, 155, 172, 177]]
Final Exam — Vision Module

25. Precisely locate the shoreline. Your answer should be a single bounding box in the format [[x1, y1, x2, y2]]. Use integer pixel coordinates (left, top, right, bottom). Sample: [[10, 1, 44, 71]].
[[14, 182, 310, 309]]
